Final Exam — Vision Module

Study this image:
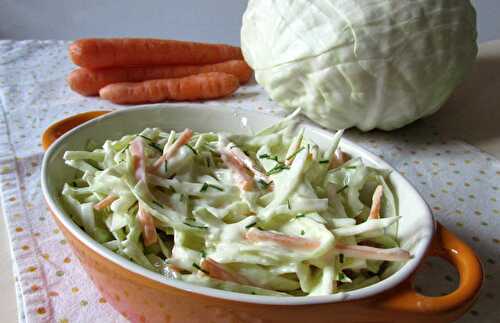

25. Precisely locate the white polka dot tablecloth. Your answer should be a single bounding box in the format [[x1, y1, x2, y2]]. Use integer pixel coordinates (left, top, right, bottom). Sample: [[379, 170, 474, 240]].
[[0, 40, 498, 323]]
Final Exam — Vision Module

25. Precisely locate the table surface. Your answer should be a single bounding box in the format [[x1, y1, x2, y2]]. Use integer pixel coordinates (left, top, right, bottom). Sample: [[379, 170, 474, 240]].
[[1, 39, 499, 322]]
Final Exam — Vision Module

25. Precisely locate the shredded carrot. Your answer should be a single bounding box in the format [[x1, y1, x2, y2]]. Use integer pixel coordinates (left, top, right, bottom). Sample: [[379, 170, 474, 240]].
[[220, 150, 254, 191], [245, 228, 320, 250], [225, 144, 270, 184], [137, 204, 158, 246], [93, 195, 118, 211], [130, 137, 147, 182], [367, 185, 384, 220], [329, 149, 350, 169], [201, 258, 251, 285], [152, 128, 193, 171]]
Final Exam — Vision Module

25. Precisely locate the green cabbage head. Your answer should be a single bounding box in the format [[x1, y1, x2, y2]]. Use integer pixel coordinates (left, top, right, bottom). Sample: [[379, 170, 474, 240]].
[[241, 0, 477, 131]]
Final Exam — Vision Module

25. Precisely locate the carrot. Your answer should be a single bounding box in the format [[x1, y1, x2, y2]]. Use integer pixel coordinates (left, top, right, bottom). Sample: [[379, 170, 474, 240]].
[[200, 258, 251, 285], [99, 72, 239, 104], [130, 137, 147, 182], [68, 60, 252, 96], [151, 128, 193, 171], [137, 204, 158, 247], [334, 244, 411, 262], [93, 195, 118, 211], [221, 142, 270, 184], [69, 38, 243, 69], [245, 228, 320, 250], [367, 185, 384, 220], [329, 149, 350, 169], [219, 149, 254, 191]]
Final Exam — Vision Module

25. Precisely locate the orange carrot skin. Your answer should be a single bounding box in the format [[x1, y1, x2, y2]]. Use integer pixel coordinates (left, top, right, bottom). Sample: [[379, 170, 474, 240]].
[[69, 38, 243, 69], [245, 228, 320, 250], [93, 195, 118, 211], [152, 129, 193, 171], [99, 72, 239, 104], [201, 258, 251, 285], [68, 60, 252, 96]]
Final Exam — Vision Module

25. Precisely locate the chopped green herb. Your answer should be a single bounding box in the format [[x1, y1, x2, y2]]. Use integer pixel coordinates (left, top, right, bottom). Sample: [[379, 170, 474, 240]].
[[267, 164, 289, 176], [139, 135, 152, 141], [200, 183, 224, 192], [71, 181, 78, 187], [259, 154, 279, 162], [206, 156, 211, 168], [201, 250, 207, 258], [209, 184, 224, 191], [319, 159, 330, 164], [339, 254, 344, 264], [287, 199, 291, 210], [268, 162, 289, 175], [193, 263, 209, 274], [286, 147, 305, 161], [300, 230, 305, 236], [336, 185, 348, 193], [164, 160, 168, 173], [185, 143, 198, 155], [94, 165, 104, 171], [257, 226, 265, 231], [338, 272, 346, 280], [183, 222, 208, 230], [245, 222, 257, 229], [296, 214, 305, 218]]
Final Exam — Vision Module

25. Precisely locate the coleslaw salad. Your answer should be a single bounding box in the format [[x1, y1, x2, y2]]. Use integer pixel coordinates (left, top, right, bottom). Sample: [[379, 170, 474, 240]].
[[61, 109, 411, 296]]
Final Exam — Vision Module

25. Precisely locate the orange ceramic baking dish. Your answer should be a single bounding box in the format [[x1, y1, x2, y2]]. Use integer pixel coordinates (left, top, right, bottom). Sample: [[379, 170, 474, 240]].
[[41, 105, 483, 323]]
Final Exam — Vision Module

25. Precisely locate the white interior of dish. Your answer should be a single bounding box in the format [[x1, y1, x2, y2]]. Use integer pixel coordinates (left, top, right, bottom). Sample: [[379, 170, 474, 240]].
[[41, 104, 434, 305]]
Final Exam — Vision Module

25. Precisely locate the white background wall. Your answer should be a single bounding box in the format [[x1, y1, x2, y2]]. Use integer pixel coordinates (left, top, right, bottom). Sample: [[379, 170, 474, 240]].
[[0, 0, 498, 44]]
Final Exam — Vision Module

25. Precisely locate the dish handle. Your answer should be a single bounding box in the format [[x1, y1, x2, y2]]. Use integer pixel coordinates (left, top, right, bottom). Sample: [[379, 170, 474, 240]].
[[379, 221, 483, 321], [41, 110, 112, 151]]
